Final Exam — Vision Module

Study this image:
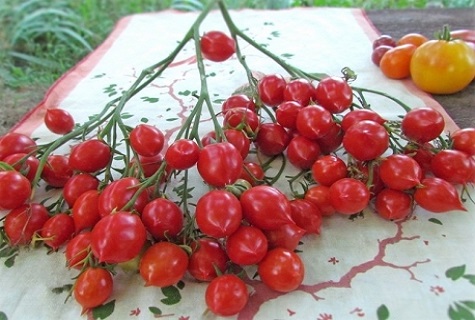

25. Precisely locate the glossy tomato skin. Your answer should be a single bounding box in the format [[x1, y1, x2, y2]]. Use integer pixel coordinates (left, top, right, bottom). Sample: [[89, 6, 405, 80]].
[[129, 124, 165, 157], [222, 129, 251, 159], [90, 211, 147, 264], [200, 31, 235, 62], [286, 135, 321, 170], [258, 247, 304, 293], [41, 155, 73, 188], [2, 153, 40, 182], [98, 177, 149, 216], [65, 232, 92, 269], [205, 274, 249, 317], [343, 120, 389, 161], [225, 225, 268, 266], [296, 105, 334, 140], [289, 198, 322, 234], [258, 74, 286, 107], [372, 34, 397, 49], [372, 45, 393, 66], [264, 223, 306, 251], [197, 142, 243, 188], [188, 238, 228, 282], [0, 132, 37, 161], [69, 139, 112, 173], [379, 154, 423, 190], [4, 203, 49, 246], [73, 267, 113, 311], [195, 190, 242, 238], [451, 128, 475, 156], [329, 178, 370, 215], [314, 76, 353, 114], [240, 185, 293, 231], [165, 139, 200, 170], [311, 155, 347, 187], [139, 242, 189, 287], [44, 108, 75, 134], [255, 123, 291, 156], [283, 78, 316, 106], [222, 94, 256, 113], [410, 38, 475, 94], [340, 109, 386, 132], [63, 173, 99, 208], [375, 188, 413, 220], [239, 162, 265, 186], [414, 177, 466, 213], [401, 107, 445, 143], [275, 100, 302, 130], [72, 190, 101, 233], [223, 107, 259, 136], [304, 185, 335, 216], [430, 149, 473, 184], [0, 170, 31, 210], [141, 198, 184, 240], [41, 213, 75, 250], [380, 44, 417, 79]]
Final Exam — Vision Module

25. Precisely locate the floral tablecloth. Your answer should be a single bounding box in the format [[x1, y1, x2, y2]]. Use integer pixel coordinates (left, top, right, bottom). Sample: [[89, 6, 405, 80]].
[[1, 7, 474, 320]]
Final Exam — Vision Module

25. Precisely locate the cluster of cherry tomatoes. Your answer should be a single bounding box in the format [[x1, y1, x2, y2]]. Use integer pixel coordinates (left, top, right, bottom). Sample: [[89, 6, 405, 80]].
[[0, 25, 474, 318], [371, 28, 475, 94]]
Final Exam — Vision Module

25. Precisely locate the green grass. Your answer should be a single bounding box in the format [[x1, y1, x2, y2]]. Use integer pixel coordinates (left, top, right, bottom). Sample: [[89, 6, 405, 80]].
[[0, 0, 473, 89]]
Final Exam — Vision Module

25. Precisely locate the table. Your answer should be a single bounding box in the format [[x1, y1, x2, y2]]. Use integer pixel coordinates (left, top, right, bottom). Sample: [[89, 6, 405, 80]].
[[1, 6, 474, 320]]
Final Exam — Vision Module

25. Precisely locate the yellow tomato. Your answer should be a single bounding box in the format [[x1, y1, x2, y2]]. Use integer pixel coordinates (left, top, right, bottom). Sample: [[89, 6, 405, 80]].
[[410, 35, 475, 94]]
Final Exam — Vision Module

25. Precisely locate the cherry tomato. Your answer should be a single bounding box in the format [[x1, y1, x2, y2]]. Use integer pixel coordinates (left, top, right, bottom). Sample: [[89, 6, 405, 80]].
[[195, 190, 242, 238], [372, 34, 397, 49], [44, 108, 75, 134], [258, 247, 304, 293], [4, 203, 49, 246], [188, 238, 228, 282], [403, 142, 435, 176], [2, 153, 39, 182], [0, 132, 36, 161], [0, 170, 31, 210], [397, 33, 428, 47], [343, 120, 389, 161], [410, 32, 475, 94], [63, 173, 99, 208], [164, 139, 200, 170], [41, 154, 73, 188], [141, 198, 184, 240], [290, 198, 322, 234], [73, 267, 113, 311], [414, 177, 465, 213], [134, 153, 169, 179], [329, 178, 370, 215], [41, 213, 75, 250], [205, 274, 249, 317], [283, 78, 316, 106], [286, 135, 321, 170], [139, 242, 189, 287], [341, 109, 386, 132], [401, 107, 445, 143], [314, 76, 353, 114], [90, 211, 147, 264], [296, 104, 334, 140], [197, 142, 243, 188], [375, 188, 413, 220], [240, 185, 293, 231], [304, 185, 335, 216], [225, 225, 268, 265], [275, 100, 302, 129], [430, 149, 473, 184], [316, 122, 344, 155], [239, 162, 265, 186], [379, 154, 422, 190], [380, 44, 417, 79], [98, 177, 149, 216], [258, 74, 286, 107], [200, 31, 235, 62], [65, 232, 92, 269], [222, 94, 256, 113], [372, 45, 393, 66], [222, 107, 259, 136], [451, 128, 475, 156], [311, 155, 347, 187], [69, 139, 112, 173], [72, 190, 101, 233], [264, 223, 306, 251], [129, 124, 165, 157], [255, 122, 291, 156]]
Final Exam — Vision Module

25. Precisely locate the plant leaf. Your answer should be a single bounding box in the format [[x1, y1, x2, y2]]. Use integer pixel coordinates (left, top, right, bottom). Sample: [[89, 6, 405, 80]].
[[377, 304, 390, 320], [463, 274, 475, 285], [149, 306, 162, 315], [0, 311, 7, 320], [92, 300, 115, 319], [428, 217, 443, 225], [446, 265, 466, 281], [160, 285, 181, 305]]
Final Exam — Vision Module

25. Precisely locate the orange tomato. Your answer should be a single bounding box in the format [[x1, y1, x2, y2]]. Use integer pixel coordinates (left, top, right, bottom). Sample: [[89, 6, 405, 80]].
[[379, 44, 417, 79], [397, 33, 429, 47]]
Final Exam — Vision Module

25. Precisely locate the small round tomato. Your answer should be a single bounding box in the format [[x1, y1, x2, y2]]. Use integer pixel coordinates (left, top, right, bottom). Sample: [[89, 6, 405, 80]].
[[2, 153, 39, 182], [129, 124, 165, 157], [4, 203, 49, 246], [63, 173, 99, 208], [139, 242, 189, 287], [430, 149, 473, 185], [410, 31, 475, 94], [329, 178, 370, 215], [0, 132, 37, 161], [72, 190, 101, 233], [69, 139, 112, 173], [289, 198, 322, 234], [0, 170, 31, 210], [258, 74, 286, 107], [340, 109, 386, 132], [200, 31, 235, 62], [451, 128, 475, 156], [239, 162, 265, 186], [283, 78, 316, 106], [205, 274, 249, 317], [397, 33, 428, 47], [41, 213, 75, 250], [255, 123, 291, 156], [275, 100, 302, 129], [74, 267, 113, 311], [304, 185, 335, 216], [311, 155, 347, 187], [314, 76, 353, 114], [286, 135, 321, 170], [316, 122, 344, 155], [264, 223, 306, 251], [372, 34, 397, 49], [379, 154, 423, 190], [197, 142, 243, 188], [164, 139, 200, 170], [375, 188, 413, 220], [222, 107, 259, 136], [222, 94, 256, 113], [380, 43, 417, 79], [188, 238, 228, 282], [343, 120, 389, 161], [65, 232, 92, 269], [195, 190, 242, 238], [258, 247, 304, 293], [141, 198, 184, 240], [44, 108, 75, 134], [225, 225, 268, 265], [414, 177, 465, 213], [401, 107, 445, 143], [41, 154, 73, 188], [296, 105, 334, 140], [98, 177, 149, 216], [372, 45, 393, 66]]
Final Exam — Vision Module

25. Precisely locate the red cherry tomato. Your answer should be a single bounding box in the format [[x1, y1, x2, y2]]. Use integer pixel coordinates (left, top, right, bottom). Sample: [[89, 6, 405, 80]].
[[222, 94, 256, 113], [311, 155, 347, 187], [225, 225, 268, 266], [375, 188, 413, 220], [341, 109, 386, 132], [141, 198, 184, 240], [65, 232, 92, 269], [188, 238, 228, 282], [329, 178, 370, 215], [258, 74, 286, 107], [431, 149, 473, 185], [258, 247, 304, 293], [296, 105, 334, 140], [314, 76, 353, 114], [0, 170, 31, 210], [451, 128, 475, 156], [414, 177, 466, 213], [223, 107, 259, 136], [255, 123, 291, 156], [343, 120, 389, 161], [401, 107, 445, 143], [2, 153, 39, 182], [98, 177, 149, 216], [73, 267, 113, 311], [239, 162, 265, 186], [205, 274, 249, 317], [69, 139, 112, 173], [164, 138, 200, 170], [264, 223, 306, 251], [72, 190, 101, 233], [4, 203, 49, 246], [316, 122, 344, 154], [63, 173, 99, 208], [0, 132, 37, 161], [286, 135, 321, 170], [41, 154, 73, 188], [139, 242, 189, 287], [372, 34, 397, 49], [200, 31, 235, 62], [129, 124, 165, 157], [41, 213, 75, 250], [44, 108, 75, 134], [290, 198, 323, 234], [379, 154, 423, 190], [275, 100, 302, 129], [283, 78, 316, 106], [304, 185, 335, 216]]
